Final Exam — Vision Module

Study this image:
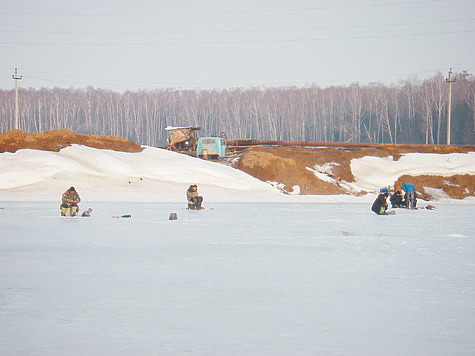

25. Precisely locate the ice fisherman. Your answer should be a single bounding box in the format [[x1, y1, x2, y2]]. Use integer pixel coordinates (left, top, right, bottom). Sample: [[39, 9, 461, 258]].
[[61, 186, 81, 216], [371, 188, 390, 215], [187, 184, 203, 209], [402, 183, 417, 209], [390, 190, 404, 208]]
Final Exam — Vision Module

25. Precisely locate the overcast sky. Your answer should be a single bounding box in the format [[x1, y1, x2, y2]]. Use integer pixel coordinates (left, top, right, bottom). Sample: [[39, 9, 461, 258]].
[[0, 0, 474, 92]]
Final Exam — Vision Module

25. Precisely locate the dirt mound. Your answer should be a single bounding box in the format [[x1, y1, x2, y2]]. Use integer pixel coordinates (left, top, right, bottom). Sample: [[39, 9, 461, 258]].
[[398, 174, 475, 200], [0, 129, 143, 153], [234, 149, 344, 194], [233, 146, 475, 199]]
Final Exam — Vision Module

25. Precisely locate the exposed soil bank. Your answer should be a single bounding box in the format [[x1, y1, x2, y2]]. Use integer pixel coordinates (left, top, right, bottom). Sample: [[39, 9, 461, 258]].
[[0, 129, 143, 153], [233, 146, 475, 200]]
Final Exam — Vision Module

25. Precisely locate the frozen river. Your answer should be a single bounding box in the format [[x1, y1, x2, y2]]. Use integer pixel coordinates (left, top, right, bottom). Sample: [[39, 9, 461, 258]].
[[1, 202, 474, 355]]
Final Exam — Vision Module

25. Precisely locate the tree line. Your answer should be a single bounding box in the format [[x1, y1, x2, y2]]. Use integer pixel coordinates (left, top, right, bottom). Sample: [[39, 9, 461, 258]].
[[0, 72, 474, 146]]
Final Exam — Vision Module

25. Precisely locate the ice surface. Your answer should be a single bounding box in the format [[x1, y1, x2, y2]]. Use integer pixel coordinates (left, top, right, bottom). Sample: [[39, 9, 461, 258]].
[[1, 145, 475, 353], [1, 202, 474, 355]]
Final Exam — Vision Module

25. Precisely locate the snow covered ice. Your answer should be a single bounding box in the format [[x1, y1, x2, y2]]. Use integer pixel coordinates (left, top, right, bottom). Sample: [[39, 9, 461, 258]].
[[1, 201, 475, 355], [1, 145, 475, 354]]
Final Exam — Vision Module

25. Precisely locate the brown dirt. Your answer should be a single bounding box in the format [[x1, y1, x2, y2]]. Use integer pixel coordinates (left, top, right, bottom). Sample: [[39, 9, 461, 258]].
[[233, 148, 344, 195], [0, 129, 143, 153], [398, 174, 475, 200], [233, 146, 475, 199]]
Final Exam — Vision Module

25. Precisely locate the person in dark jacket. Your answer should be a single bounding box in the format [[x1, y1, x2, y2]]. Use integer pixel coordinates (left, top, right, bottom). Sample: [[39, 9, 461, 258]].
[[390, 190, 404, 208], [186, 184, 203, 209], [371, 189, 390, 215]]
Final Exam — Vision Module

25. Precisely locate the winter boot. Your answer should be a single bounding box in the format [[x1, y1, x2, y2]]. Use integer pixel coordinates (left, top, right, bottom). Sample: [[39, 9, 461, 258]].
[[61, 206, 68, 216], [195, 196, 203, 209]]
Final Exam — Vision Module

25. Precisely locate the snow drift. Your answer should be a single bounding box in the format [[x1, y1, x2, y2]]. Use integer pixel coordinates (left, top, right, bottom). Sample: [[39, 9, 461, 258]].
[[1, 144, 474, 203]]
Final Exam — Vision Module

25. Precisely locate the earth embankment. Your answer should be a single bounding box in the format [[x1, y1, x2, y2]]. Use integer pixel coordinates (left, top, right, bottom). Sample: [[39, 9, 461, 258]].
[[232, 145, 475, 200], [0, 129, 143, 153]]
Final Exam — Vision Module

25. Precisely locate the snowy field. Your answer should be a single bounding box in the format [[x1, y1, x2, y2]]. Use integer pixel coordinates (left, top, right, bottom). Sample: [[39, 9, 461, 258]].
[[1, 201, 475, 355]]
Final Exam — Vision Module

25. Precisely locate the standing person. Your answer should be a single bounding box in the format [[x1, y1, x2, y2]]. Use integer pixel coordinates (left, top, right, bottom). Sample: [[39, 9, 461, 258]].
[[61, 186, 81, 216], [390, 190, 404, 208], [402, 183, 417, 209], [186, 184, 203, 210], [371, 188, 390, 215], [335, 177, 342, 187]]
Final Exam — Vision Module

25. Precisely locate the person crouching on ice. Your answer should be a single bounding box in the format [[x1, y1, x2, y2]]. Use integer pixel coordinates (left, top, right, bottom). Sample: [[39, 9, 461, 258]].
[[371, 188, 390, 215], [187, 184, 203, 210], [61, 186, 81, 216], [390, 190, 404, 208]]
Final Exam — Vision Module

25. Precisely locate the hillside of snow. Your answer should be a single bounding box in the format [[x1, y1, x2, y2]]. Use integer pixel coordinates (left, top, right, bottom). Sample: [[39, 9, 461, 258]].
[[1, 145, 474, 203]]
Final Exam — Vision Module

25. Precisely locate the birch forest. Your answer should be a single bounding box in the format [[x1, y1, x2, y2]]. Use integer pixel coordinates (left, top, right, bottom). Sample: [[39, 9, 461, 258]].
[[0, 72, 474, 146]]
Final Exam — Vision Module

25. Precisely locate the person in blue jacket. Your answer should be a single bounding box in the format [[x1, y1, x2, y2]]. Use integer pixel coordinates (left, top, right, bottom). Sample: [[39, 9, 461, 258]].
[[402, 183, 417, 209]]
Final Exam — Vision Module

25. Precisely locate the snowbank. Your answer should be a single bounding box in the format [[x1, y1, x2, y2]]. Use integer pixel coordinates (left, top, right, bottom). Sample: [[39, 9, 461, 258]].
[[0, 145, 287, 202], [1, 145, 474, 203], [350, 152, 475, 191]]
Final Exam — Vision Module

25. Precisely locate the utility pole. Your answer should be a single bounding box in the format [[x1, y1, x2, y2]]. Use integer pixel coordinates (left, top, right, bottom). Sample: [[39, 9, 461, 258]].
[[12, 68, 22, 130], [445, 68, 456, 145]]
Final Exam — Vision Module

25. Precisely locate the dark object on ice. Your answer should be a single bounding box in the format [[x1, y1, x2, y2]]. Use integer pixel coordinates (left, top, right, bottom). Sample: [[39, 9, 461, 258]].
[[121, 214, 131, 218], [169, 212, 178, 220], [425, 205, 436, 210], [81, 208, 92, 217]]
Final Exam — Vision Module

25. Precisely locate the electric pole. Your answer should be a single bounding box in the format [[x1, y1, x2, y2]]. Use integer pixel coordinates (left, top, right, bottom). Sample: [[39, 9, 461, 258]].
[[12, 68, 22, 130], [446, 68, 456, 145]]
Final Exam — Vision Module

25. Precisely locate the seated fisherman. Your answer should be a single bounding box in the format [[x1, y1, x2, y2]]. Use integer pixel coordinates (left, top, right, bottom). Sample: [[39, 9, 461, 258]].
[[186, 184, 203, 209], [371, 188, 390, 215], [390, 190, 404, 208], [61, 186, 81, 216]]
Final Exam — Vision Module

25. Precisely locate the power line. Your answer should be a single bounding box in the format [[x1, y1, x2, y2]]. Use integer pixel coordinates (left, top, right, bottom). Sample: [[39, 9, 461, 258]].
[[0, 29, 473, 46], [9, 67, 465, 90], [2, 18, 473, 35], [0, 0, 445, 17]]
